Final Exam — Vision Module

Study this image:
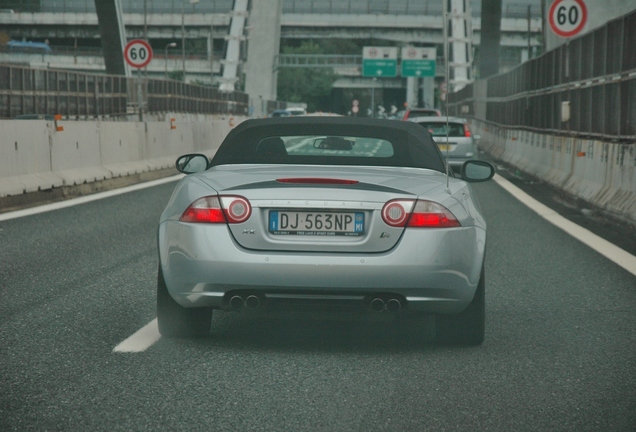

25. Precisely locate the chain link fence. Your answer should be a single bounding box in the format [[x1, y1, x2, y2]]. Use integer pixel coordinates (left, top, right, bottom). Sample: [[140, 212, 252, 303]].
[[447, 9, 636, 142]]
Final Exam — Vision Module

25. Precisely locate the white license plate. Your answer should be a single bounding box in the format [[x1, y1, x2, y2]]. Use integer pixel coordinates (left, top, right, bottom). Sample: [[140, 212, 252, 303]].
[[269, 211, 364, 236]]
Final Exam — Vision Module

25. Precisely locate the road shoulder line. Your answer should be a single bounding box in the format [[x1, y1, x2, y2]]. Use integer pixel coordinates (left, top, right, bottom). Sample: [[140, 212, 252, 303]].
[[494, 174, 636, 277], [0, 175, 183, 222]]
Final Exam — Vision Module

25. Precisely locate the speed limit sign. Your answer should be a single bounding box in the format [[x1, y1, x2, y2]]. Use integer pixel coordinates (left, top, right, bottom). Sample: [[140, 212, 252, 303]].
[[549, 0, 587, 38], [124, 39, 153, 69]]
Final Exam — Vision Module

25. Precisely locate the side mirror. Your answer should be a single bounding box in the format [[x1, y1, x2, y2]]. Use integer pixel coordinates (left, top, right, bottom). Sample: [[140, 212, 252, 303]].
[[175, 154, 210, 174], [460, 160, 495, 182]]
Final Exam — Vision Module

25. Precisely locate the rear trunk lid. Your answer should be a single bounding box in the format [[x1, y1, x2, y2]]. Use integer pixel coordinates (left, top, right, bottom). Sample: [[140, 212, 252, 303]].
[[196, 164, 447, 253]]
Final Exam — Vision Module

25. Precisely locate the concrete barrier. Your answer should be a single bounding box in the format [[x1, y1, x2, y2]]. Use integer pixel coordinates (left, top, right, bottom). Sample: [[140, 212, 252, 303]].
[[0, 115, 247, 199], [0, 120, 63, 196], [472, 119, 636, 225], [51, 121, 113, 185]]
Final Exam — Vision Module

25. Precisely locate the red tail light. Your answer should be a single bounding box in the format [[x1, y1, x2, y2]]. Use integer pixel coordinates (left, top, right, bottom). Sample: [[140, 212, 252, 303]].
[[407, 200, 460, 228], [180, 195, 251, 224], [382, 199, 460, 228], [464, 124, 472, 137], [220, 196, 251, 223], [381, 200, 415, 227]]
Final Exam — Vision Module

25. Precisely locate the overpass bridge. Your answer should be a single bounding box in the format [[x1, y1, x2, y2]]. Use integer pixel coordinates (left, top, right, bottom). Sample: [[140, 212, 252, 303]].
[[1, 5, 542, 84]]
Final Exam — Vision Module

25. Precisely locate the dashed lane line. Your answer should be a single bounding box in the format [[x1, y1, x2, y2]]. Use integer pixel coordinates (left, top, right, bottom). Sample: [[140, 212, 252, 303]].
[[113, 319, 161, 353]]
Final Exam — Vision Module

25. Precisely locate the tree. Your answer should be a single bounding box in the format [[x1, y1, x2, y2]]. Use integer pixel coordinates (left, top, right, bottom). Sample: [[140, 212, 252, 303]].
[[276, 41, 336, 112]]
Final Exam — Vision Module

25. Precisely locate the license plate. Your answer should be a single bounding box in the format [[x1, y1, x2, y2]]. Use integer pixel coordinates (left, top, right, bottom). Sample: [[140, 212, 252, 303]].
[[437, 144, 450, 151], [269, 211, 364, 236]]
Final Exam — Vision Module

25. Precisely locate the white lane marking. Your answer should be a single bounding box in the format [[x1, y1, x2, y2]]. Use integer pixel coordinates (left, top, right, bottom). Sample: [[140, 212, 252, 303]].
[[0, 174, 184, 222], [113, 319, 161, 353], [493, 174, 636, 277]]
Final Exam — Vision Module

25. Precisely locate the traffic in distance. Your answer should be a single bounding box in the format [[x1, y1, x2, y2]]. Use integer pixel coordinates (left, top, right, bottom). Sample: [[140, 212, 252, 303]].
[[408, 116, 481, 172]]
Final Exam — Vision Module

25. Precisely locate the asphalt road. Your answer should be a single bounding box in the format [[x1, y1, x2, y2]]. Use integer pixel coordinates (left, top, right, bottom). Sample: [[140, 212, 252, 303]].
[[1, 178, 634, 431]]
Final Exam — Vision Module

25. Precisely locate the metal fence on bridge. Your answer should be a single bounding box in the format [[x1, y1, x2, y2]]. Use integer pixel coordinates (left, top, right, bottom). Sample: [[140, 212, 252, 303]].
[[0, 64, 249, 119], [447, 9, 636, 142]]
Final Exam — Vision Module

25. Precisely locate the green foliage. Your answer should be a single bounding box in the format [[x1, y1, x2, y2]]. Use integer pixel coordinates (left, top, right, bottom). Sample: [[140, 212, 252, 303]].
[[167, 70, 184, 81], [277, 41, 336, 112]]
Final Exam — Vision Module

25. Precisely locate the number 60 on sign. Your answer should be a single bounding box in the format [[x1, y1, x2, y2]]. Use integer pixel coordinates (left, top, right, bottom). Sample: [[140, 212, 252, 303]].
[[549, 0, 587, 38], [124, 39, 153, 69]]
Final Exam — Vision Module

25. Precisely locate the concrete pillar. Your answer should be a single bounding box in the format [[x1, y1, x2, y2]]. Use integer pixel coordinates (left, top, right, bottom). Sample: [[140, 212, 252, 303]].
[[94, 0, 130, 77], [244, 0, 283, 118], [474, 79, 488, 119], [406, 77, 418, 108], [422, 77, 435, 109]]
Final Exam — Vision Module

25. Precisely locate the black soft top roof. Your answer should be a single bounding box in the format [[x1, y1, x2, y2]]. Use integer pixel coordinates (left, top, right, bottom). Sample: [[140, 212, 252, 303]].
[[211, 116, 446, 172]]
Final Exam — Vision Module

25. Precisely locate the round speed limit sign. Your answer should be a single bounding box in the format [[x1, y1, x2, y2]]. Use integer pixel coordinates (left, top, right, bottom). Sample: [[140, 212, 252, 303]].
[[549, 0, 587, 38], [124, 39, 153, 69]]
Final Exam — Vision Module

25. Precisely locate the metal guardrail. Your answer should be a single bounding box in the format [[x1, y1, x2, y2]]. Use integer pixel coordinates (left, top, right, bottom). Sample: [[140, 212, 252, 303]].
[[0, 45, 216, 61], [447, 10, 636, 142], [275, 54, 362, 69], [0, 64, 249, 119]]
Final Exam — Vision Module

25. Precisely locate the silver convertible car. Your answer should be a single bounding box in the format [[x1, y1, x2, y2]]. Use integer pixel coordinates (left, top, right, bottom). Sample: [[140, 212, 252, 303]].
[[157, 117, 495, 345]]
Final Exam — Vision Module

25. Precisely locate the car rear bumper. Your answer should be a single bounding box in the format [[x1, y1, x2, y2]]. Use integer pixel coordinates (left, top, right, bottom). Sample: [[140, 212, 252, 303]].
[[158, 221, 486, 314]]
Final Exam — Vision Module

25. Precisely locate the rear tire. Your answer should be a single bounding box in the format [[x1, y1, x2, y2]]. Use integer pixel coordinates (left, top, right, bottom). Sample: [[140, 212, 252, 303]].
[[436, 266, 485, 346], [157, 266, 212, 337]]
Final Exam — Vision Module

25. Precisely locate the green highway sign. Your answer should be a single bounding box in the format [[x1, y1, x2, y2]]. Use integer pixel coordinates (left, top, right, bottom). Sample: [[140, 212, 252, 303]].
[[401, 59, 436, 77], [362, 59, 397, 77], [362, 46, 398, 77], [400, 47, 437, 78]]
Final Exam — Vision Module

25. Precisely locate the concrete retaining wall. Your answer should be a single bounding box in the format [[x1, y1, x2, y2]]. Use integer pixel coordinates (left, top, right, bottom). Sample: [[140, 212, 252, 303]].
[[3, 115, 634, 226], [474, 120, 636, 225], [0, 114, 246, 199]]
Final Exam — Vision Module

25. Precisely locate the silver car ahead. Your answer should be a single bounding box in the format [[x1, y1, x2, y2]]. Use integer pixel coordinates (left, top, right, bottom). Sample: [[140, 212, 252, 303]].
[[408, 116, 481, 171], [157, 117, 495, 345]]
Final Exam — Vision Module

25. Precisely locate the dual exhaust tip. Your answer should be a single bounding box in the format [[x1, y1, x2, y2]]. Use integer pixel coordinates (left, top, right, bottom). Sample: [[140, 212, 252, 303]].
[[370, 297, 402, 312], [229, 294, 402, 312], [229, 294, 261, 310]]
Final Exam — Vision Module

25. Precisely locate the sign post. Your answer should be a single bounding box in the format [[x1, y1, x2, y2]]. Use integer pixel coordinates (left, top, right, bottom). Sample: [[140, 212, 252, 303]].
[[124, 39, 153, 121], [362, 47, 397, 118], [548, 0, 588, 38]]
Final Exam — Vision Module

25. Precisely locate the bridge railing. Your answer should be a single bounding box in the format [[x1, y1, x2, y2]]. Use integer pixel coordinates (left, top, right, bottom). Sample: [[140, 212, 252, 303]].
[[0, 45, 217, 61], [447, 9, 636, 142], [0, 63, 249, 119]]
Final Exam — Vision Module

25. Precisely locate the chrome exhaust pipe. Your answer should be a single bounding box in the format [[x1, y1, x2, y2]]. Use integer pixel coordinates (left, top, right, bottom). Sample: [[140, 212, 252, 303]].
[[370, 298, 385, 312], [386, 298, 402, 312], [229, 295, 244, 310], [245, 295, 261, 309]]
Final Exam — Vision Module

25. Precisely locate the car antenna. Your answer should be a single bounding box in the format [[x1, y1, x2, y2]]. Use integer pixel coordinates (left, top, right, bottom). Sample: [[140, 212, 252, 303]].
[[443, 0, 451, 193]]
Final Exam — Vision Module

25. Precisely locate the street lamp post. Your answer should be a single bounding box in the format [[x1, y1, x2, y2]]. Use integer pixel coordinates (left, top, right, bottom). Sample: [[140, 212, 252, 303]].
[[165, 42, 177, 79], [182, 0, 200, 82], [210, 14, 214, 85], [371, 77, 377, 118]]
